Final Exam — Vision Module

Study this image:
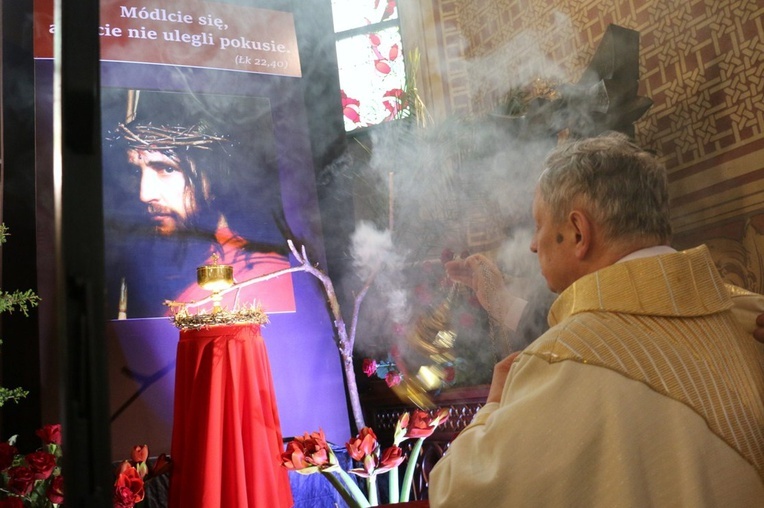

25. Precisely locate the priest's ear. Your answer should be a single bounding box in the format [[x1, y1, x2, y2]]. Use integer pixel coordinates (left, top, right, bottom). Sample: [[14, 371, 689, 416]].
[[568, 210, 592, 260]]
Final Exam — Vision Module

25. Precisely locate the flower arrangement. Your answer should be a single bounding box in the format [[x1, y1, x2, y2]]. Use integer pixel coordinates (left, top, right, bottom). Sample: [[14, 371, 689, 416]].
[[0, 424, 63, 507], [0, 424, 171, 508], [281, 408, 449, 507], [362, 356, 404, 388], [362, 352, 456, 391], [112, 445, 172, 508]]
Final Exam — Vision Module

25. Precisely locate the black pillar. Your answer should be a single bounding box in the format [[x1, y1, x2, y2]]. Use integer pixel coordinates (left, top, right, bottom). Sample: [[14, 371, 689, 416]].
[[0, 0, 42, 452], [56, 0, 113, 505]]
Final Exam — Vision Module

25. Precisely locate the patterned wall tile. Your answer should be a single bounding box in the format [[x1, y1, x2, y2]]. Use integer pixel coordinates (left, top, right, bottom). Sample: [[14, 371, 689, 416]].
[[423, 0, 764, 290]]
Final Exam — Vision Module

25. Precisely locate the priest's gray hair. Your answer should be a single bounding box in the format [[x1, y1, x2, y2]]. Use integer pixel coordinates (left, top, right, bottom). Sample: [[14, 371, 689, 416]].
[[538, 132, 672, 245]]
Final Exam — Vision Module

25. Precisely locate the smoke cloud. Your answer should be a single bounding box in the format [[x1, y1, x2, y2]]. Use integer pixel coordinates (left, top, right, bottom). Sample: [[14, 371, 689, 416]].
[[350, 221, 411, 321], [341, 128, 554, 374], [335, 13, 586, 368]]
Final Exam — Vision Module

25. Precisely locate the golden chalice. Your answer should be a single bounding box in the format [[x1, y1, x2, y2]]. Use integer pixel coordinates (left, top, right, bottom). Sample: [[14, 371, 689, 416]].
[[197, 254, 233, 312]]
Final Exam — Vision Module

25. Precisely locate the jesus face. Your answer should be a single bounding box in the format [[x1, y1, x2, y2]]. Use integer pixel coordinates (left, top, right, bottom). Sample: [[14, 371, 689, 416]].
[[127, 148, 200, 236]]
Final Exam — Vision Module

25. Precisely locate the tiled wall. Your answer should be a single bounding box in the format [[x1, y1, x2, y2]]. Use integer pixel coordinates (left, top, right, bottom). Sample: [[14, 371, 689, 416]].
[[414, 0, 764, 292]]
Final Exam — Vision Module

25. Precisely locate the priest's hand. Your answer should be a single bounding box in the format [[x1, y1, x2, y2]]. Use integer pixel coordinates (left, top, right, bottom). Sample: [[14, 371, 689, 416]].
[[445, 254, 529, 331], [755, 312, 764, 344], [443, 255, 483, 288]]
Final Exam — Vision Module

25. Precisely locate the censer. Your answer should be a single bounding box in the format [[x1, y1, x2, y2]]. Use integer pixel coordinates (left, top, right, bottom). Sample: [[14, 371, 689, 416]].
[[196, 254, 233, 312], [389, 284, 459, 409]]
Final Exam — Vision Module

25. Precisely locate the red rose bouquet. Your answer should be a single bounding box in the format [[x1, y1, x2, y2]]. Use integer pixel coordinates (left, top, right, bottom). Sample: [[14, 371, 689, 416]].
[[0, 424, 63, 507], [0, 424, 171, 508]]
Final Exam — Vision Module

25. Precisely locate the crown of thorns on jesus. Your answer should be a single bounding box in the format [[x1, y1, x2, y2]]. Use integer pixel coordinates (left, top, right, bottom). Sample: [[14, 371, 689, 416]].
[[112, 122, 230, 151]]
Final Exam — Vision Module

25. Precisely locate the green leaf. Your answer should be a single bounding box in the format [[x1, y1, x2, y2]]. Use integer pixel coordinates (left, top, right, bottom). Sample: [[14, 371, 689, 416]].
[[0, 387, 29, 407], [0, 289, 41, 316]]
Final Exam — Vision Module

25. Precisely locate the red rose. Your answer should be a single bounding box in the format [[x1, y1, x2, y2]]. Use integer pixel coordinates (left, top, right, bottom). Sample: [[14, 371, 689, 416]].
[[36, 424, 62, 445], [114, 485, 137, 508], [361, 358, 378, 377], [0, 498, 25, 508], [113, 464, 145, 508], [47, 474, 65, 504], [385, 371, 402, 388], [6, 465, 35, 495], [26, 450, 56, 480], [0, 441, 18, 471], [362, 358, 378, 377], [345, 427, 378, 461]]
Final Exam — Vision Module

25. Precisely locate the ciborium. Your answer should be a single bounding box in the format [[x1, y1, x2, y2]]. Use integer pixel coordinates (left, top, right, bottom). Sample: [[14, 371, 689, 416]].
[[196, 254, 233, 312]]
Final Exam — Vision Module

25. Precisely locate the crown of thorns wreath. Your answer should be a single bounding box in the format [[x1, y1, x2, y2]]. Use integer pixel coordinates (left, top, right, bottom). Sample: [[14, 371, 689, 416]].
[[110, 121, 231, 152]]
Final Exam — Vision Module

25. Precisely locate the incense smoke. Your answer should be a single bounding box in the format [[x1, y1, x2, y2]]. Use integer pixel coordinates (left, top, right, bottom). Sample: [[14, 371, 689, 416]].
[[350, 221, 410, 322], [339, 16, 583, 366]]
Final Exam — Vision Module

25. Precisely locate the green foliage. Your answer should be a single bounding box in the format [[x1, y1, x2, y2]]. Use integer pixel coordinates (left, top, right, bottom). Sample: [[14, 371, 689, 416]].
[[0, 386, 30, 407], [0, 289, 41, 317], [0, 224, 40, 407]]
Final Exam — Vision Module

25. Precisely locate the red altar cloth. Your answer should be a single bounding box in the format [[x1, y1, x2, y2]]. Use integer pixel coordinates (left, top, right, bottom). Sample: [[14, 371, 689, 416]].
[[169, 324, 293, 508]]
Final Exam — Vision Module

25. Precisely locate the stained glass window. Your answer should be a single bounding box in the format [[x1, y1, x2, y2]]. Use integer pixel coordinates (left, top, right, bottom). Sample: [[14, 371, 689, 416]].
[[332, 0, 408, 132], [331, 0, 399, 32]]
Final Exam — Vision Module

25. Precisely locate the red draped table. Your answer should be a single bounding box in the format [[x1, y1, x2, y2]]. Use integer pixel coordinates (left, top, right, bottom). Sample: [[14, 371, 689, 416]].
[[169, 323, 293, 508]]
